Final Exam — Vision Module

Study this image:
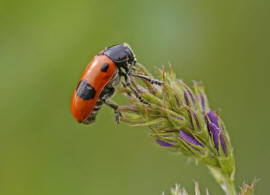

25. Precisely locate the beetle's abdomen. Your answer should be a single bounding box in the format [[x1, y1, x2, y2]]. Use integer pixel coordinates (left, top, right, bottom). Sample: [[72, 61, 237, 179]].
[[82, 99, 103, 124]]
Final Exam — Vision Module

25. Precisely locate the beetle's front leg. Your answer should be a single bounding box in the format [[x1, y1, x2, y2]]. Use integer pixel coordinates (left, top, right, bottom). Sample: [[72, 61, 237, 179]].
[[129, 73, 163, 86], [124, 62, 163, 86], [123, 74, 149, 105]]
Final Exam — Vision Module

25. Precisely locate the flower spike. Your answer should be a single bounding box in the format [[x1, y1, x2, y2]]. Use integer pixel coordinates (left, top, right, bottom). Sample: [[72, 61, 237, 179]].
[[117, 65, 236, 195]]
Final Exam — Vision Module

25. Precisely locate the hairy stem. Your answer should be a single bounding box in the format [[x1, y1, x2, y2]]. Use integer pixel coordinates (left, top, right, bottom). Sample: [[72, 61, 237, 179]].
[[208, 166, 236, 195], [225, 179, 236, 195]]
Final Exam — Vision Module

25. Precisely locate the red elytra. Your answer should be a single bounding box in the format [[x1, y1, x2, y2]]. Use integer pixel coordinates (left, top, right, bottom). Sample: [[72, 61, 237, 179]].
[[71, 54, 115, 122]]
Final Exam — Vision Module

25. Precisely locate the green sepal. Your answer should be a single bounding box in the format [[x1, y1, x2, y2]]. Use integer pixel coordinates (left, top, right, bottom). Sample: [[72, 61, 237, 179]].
[[181, 81, 200, 110], [136, 63, 153, 77], [193, 81, 210, 112], [159, 107, 187, 128], [168, 65, 177, 80], [130, 118, 165, 127], [162, 83, 184, 111], [217, 132, 235, 179], [141, 91, 163, 106], [120, 113, 145, 124]]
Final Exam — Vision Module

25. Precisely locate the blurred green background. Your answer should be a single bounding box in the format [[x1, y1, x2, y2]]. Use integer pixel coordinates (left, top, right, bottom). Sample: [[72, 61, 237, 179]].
[[0, 0, 269, 194]]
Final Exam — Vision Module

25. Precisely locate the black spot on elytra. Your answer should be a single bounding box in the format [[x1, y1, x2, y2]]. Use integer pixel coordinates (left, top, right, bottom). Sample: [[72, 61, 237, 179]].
[[76, 80, 96, 100], [101, 62, 109, 72]]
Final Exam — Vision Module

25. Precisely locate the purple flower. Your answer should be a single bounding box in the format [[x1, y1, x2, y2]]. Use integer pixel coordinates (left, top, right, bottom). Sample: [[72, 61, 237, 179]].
[[174, 94, 180, 107], [179, 130, 203, 147], [170, 113, 184, 121], [187, 89, 197, 109], [190, 111, 200, 130], [184, 91, 190, 106], [184, 90, 196, 109], [207, 111, 219, 127], [221, 123, 224, 130], [206, 111, 227, 155], [156, 139, 174, 147], [200, 93, 205, 111]]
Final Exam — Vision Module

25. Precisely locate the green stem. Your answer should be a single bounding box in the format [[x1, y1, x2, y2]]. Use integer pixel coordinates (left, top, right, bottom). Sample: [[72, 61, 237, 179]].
[[225, 178, 236, 195], [208, 166, 237, 195]]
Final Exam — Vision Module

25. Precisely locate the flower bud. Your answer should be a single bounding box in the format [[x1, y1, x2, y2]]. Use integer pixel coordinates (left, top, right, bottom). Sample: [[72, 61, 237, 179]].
[[156, 139, 175, 147], [207, 111, 227, 155]]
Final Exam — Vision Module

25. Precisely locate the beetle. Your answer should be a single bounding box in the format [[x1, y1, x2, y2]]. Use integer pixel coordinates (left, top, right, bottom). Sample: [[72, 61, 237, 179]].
[[71, 43, 162, 124]]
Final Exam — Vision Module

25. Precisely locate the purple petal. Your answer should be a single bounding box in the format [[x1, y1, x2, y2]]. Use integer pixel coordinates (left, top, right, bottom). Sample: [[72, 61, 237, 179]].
[[174, 94, 180, 107], [207, 111, 219, 127], [190, 111, 200, 130], [220, 135, 227, 155], [184, 91, 189, 105], [155, 123, 162, 127], [208, 122, 227, 155], [200, 93, 205, 111], [170, 113, 183, 121], [156, 139, 174, 147], [179, 130, 203, 147], [221, 123, 224, 130], [187, 89, 196, 109]]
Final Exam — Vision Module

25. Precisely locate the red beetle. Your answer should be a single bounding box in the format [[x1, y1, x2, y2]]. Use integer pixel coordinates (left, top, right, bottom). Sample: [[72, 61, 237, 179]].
[[71, 43, 162, 124]]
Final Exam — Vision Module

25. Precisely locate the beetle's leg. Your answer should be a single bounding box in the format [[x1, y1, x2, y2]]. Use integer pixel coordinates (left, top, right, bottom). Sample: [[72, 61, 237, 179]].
[[129, 73, 163, 86], [124, 61, 162, 86], [99, 87, 121, 124], [123, 74, 149, 105], [120, 82, 132, 97], [127, 60, 136, 75], [103, 99, 121, 124]]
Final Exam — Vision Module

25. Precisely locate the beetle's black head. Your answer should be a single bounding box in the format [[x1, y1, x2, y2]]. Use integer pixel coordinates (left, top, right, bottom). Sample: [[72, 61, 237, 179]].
[[103, 43, 136, 67]]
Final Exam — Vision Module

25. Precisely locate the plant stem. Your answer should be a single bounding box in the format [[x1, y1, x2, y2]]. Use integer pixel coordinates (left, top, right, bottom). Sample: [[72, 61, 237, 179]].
[[208, 166, 237, 195], [224, 178, 236, 195]]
